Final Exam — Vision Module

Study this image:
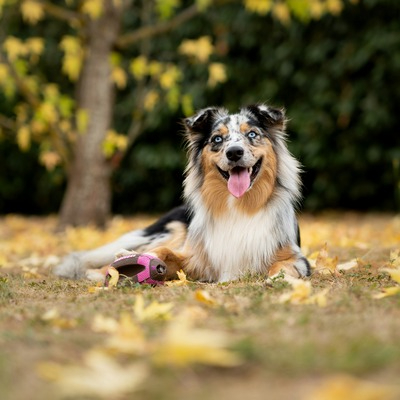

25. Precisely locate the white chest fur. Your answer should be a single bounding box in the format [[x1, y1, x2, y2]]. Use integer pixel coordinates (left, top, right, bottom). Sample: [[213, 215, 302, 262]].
[[188, 196, 297, 282]]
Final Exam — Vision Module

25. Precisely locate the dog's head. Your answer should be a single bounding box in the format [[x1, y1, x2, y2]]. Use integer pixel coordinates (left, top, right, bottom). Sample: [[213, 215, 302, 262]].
[[184, 104, 289, 203]]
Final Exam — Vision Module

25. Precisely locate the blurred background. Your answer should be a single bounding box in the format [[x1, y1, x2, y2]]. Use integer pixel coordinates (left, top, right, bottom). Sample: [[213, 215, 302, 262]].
[[0, 0, 399, 226]]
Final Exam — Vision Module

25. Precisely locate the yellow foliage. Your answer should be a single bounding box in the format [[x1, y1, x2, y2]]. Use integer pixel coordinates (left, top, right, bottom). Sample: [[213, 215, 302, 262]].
[[273, 2, 291, 24], [17, 125, 31, 151], [143, 90, 159, 111], [81, 0, 103, 19], [133, 294, 173, 322], [208, 62, 227, 88], [38, 102, 58, 124], [26, 37, 44, 56], [307, 374, 398, 400], [244, 0, 272, 15], [0, 63, 9, 83], [102, 130, 128, 158], [76, 108, 89, 134], [20, 0, 45, 25], [196, 0, 212, 11], [179, 36, 214, 63], [181, 93, 194, 116], [130, 55, 148, 80], [326, 0, 343, 15], [159, 64, 182, 89], [39, 151, 61, 171], [194, 289, 218, 307], [3, 36, 27, 62], [59, 36, 84, 81], [111, 66, 127, 89], [155, 0, 180, 20]]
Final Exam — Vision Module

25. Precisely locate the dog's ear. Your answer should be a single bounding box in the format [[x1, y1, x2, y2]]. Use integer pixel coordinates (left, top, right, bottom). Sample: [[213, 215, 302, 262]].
[[244, 104, 286, 131], [184, 107, 224, 135]]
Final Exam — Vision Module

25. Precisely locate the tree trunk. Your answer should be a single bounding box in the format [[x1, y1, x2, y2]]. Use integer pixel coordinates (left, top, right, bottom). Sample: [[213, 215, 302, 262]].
[[59, 1, 122, 227]]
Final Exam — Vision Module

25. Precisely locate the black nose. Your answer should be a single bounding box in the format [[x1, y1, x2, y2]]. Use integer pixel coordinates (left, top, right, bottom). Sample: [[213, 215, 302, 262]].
[[226, 146, 244, 162]]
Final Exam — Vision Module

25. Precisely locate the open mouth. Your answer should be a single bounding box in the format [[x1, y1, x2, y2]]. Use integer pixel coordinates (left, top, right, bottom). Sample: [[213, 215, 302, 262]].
[[217, 158, 262, 198]]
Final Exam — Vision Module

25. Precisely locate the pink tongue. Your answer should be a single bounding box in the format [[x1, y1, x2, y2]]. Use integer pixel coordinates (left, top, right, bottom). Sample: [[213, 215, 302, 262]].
[[228, 168, 251, 198]]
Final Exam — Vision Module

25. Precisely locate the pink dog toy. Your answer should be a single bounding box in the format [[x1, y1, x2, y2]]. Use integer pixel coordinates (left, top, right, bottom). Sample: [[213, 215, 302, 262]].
[[111, 253, 167, 285]]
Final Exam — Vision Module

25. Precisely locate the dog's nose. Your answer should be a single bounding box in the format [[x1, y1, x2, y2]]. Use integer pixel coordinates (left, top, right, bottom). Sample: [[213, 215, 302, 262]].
[[226, 146, 244, 162]]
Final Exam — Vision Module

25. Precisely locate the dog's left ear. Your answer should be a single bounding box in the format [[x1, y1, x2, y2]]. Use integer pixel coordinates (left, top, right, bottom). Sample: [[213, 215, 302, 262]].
[[244, 104, 286, 131]]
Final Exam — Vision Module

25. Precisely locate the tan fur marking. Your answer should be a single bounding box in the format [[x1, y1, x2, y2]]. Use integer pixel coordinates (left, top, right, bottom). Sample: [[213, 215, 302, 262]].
[[236, 140, 277, 214], [268, 245, 301, 278], [200, 150, 229, 217]]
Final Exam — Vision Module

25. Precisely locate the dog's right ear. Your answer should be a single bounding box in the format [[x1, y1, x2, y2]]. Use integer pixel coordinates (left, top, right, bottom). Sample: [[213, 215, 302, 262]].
[[184, 107, 227, 136]]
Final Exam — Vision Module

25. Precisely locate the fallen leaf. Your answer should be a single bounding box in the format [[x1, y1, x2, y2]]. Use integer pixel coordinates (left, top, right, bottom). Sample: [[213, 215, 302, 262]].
[[133, 294, 173, 322], [152, 312, 242, 367], [315, 244, 338, 274], [104, 312, 146, 355], [372, 287, 400, 299], [389, 249, 400, 268], [337, 259, 359, 271], [278, 278, 329, 307], [194, 289, 218, 307], [105, 266, 119, 287], [91, 314, 119, 333], [41, 308, 77, 330], [307, 374, 398, 400], [382, 267, 400, 284], [165, 269, 189, 286], [38, 350, 148, 399]]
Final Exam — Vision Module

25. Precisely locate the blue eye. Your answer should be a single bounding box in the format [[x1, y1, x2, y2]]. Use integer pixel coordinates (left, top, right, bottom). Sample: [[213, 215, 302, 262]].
[[248, 131, 258, 139], [212, 135, 223, 144]]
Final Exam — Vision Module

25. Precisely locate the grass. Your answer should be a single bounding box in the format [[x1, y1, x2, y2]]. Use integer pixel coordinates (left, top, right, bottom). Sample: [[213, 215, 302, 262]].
[[0, 212, 400, 400]]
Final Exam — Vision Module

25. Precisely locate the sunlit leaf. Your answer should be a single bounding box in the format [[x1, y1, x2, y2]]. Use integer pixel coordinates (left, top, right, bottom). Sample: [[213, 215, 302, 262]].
[[59, 36, 84, 81], [39, 151, 61, 171], [130, 55, 148, 80], [152, 312, 242, 367], [39, 350, 148, 399], [102, 130, 128, 158], [81, 0, 103, 19], [3, 36, 27, 62], [194, 289, 218, 307], [159, 64, 182, 89], [111, 66, 127, 89], [279, 278, 329, 307], [20, 0, 45, 25], [372, 286, 400, 300], [143, 90, 159, 111], [155, 0, 180, 20], [244, 0, 272, 15], [133, 294, 173, 322], [41, 308, 78, 330], [165, 269, 189, 286], [382, 267, 400, 284], [208, 62, 227, 88], [179, 36, 214, 63], [307, 374, 398, 400], [315, 244, 338, 274], [105, 266, 119, 287], [17, 125, 31, 151]]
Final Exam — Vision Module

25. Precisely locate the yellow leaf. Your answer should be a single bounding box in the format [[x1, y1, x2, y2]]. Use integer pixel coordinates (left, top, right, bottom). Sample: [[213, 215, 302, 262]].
[[179, 36, 214, 63], [20, 0, 44, 25], [111, 66, 127, 89], [133, 294, 173, 322], [17, 125, 31, 151], [389, 249, 400, 268], [326, 0, 343, 16], [181, 93, 194, 117], [244, 0, 272, 15], [165, 269, 189, 286], [143, 90, 159, 111], [40, 350, 148, 398], [102, 130, 128, 158], [0, 63, 9, 83], [337, 259, 358, 271], [196, 0, 212, 11], [208, 62, 227, 88], [26, 37, 44, 55], [194, 289, 218, 307], [59, 36, 84, 81], [106, 266, 119, 287], [41, 308, 77, 330], [383, 267, 400, 284], [91, 314, 119, 333], [76, 108, 89, 133], [3, 36, 27, 62], [273, 2, 291, 24], [105, 312, 146, 355], [372, 286, 400, 299], [81, 0, 103, 18], [315, 244, 338, 274], [307, 374, 398, 400], [159, 64, 182, 90], [152, 313, 242, 367], [279, 278, 329, 307], [39, 151, 61, 171], [130, 55, 148, 80]]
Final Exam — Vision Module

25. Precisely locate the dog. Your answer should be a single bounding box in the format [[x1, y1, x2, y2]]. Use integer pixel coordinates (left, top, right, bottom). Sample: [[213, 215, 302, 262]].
[[54, 104, 310, 283]]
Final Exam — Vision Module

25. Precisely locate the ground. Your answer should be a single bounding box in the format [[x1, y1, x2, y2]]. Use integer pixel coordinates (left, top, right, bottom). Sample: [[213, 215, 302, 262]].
[[0, 212, 399, 400]]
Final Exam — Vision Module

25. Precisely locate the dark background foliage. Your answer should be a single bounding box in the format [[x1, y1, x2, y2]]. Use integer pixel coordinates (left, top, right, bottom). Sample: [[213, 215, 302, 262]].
[[1, 0, 399, 215]]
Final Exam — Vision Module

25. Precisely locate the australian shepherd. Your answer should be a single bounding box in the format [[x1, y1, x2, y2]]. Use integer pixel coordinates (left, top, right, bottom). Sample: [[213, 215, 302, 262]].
[[54, 104, 310, 283]]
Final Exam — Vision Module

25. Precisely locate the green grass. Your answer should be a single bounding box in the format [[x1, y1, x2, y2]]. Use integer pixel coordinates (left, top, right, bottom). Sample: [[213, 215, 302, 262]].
[[0, 213, 400, 400]]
